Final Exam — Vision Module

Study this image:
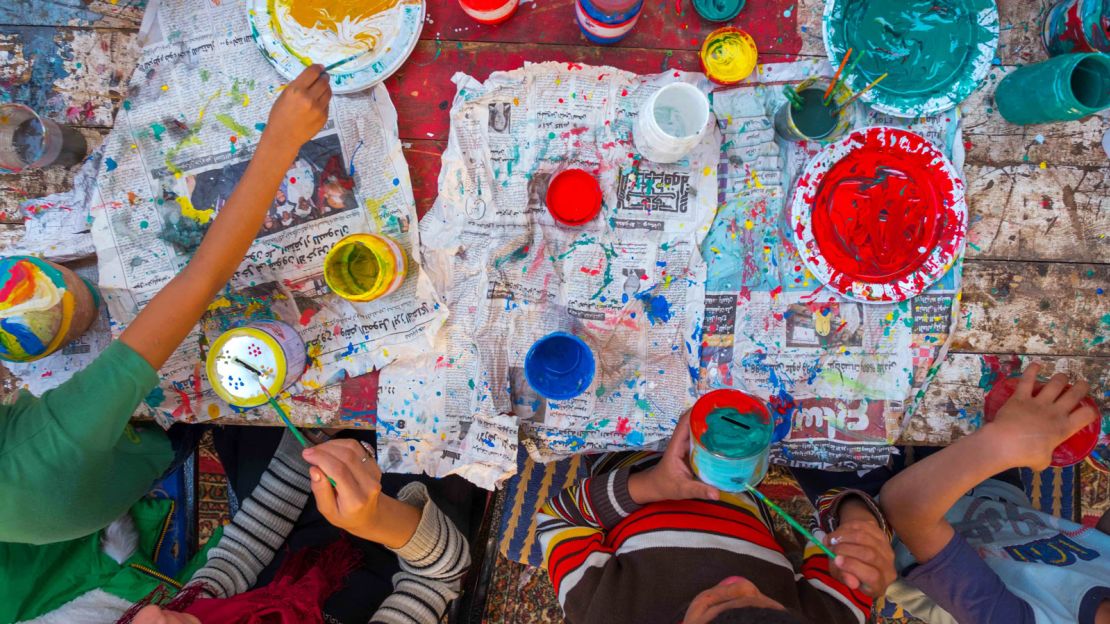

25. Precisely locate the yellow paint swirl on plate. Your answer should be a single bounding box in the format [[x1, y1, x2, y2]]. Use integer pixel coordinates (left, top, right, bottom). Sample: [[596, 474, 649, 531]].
[[270, 0, 403, 64], [700, 27, 758, 85]]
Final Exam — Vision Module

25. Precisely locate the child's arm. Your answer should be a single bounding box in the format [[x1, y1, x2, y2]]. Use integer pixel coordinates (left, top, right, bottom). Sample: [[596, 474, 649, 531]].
[[880, 363, 1097, 563], [301, 440, 469, 624], [119, 65, 332, 369]]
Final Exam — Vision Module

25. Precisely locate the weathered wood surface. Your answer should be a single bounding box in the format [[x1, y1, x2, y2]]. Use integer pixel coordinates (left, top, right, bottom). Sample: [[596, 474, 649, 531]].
[[0, 0, 1107, 445], [904, 353, 1110, 445]]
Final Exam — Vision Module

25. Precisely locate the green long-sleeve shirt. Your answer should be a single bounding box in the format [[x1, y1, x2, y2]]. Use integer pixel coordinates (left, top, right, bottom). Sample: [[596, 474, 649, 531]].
[[0, 341, 172, 544]]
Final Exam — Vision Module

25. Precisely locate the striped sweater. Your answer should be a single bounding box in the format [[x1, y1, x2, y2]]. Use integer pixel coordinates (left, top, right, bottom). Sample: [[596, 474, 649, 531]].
[[538, 464, 878, 624], [189, 433, 471, 624], [25, 432, 469, 624]]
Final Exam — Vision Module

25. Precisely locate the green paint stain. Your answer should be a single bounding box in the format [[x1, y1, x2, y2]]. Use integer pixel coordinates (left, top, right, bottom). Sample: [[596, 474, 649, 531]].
[[151, 123, 166, 141], [635, 398, 652, 412], [214, 113, 253, 137], [595, 384, 607, 397], [199, 68, 210, 82], [493, 244, 529, 269], [699, 408, 770, 458], [139, 220, 149, 229], [468, 379, 476, 390], [122, 100, 132, 111]]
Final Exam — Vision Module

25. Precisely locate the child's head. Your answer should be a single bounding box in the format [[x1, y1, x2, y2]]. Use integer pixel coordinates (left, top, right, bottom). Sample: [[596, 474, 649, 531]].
[[131, 605, 199, 624], [683, 577, 806, 624]]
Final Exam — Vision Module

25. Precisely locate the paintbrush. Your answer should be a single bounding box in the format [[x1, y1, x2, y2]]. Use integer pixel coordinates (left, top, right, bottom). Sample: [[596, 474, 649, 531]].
[[744, 483, 838, 559], [825, 49, 867, 106], [823, 47, 853, 102], [834, 72, 889, 111], [324, 52, 364, 73], [783, 85, 805, 110], [233, 358, 336, 486]]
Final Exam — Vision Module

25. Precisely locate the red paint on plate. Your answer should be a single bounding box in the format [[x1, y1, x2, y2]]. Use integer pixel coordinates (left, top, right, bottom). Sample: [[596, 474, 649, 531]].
[[546, 168, 603, 226], [790, 127, 967, 303], [984, 376, 1101, 468], [811, 130, 955, 283]]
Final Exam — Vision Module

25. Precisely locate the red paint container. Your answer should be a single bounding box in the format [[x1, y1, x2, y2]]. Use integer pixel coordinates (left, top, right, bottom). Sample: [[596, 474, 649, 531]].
[[983, 376, 1101, 467], [545, 168, 602, 226], [459, 0, 519, 25]]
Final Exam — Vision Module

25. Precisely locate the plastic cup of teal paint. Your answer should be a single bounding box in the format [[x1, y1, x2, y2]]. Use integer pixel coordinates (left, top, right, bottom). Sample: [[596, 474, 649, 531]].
[[692, 0, 744, 22], [689, 389, 773, 491], [995, 52, 1110, 124], [773, 77, 854, 143], [524, 332, 596, 400]]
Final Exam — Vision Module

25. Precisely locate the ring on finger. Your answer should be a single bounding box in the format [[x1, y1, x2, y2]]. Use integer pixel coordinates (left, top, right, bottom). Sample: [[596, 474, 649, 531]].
[[359, 440, 375, 463]]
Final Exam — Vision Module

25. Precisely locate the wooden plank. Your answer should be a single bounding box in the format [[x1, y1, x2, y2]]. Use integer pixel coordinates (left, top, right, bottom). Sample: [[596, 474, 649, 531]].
[[0, 0, 147, 29], [0, 27, 137, 128], [386, 41, 702, 142], [900, 352, 1109, 445], [424, 0, 802, 56], [0, 127, 108, 223], [965, 163, 1110, 264], [403, 139, 446, 218], [956, 260, 1109, 356]]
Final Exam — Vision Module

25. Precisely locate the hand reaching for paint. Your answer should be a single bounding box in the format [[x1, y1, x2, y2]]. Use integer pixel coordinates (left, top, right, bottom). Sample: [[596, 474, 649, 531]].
[[266, 64, 332, 152], [628, 410, 720, 505], [984, 363, 1098, 471], [303, 439, 422, 549]]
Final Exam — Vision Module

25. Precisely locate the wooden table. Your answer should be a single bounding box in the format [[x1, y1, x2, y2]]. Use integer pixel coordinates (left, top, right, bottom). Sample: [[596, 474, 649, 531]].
[[1, 0, 1108, 449]]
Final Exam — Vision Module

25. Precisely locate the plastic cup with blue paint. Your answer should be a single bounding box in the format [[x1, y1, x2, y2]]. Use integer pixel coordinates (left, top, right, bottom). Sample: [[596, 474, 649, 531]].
[[524, 332, 596, 400], [689, 389, 773, 491]]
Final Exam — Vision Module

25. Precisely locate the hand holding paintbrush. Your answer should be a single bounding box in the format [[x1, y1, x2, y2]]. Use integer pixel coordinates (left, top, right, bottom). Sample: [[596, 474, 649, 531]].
[[234, 357, 337, 486]]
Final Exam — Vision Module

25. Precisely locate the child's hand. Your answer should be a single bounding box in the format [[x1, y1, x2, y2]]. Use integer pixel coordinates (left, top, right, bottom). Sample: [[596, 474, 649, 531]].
[[984, 363, 1098, 471], [303, 439, 384, 538], [826, 500, 895, 598], [628, 409, 720, 504], [265, 64, 332, 152]]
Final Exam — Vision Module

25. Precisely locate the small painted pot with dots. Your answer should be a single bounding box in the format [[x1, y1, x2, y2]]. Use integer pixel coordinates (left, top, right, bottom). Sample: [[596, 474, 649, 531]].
[[575, 0, 643, 44], [689, 389, 774, 491], [0, 256, 100, 363], [524, 332, 596, 400], [459, 0, 519, 25], [774, 76, 855, 143], [324, 233, 408, 302], [546, 168, 603, 226], [207, 320, 308, 408], [984, 376, 1101, 467]]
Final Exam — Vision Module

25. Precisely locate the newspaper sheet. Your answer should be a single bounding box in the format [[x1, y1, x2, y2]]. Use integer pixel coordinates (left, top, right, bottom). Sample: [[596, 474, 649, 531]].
[[703, 59, 965, 470], [87, 0, 445, 426], [379, 63, 720, 488]]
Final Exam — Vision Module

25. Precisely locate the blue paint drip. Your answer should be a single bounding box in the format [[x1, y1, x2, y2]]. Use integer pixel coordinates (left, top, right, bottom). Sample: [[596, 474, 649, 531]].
[[104, 157, 117, 171], [635, 290, 673, 325], [741, 352, 796, 443], [144, 386, 166, 408]]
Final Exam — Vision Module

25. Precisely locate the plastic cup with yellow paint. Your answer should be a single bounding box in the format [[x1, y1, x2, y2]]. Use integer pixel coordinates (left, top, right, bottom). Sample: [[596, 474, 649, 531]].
[[324, 233, 408, 302]]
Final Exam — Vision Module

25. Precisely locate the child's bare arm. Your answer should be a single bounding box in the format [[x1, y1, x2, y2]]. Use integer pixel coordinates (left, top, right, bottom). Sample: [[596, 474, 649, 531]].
[[880, 364, 1097, 563], [120, 65, 331, 369]]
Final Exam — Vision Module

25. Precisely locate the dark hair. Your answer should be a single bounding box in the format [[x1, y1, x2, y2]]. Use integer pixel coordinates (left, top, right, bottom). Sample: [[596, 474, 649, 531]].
[[711, 607, 807, 624]]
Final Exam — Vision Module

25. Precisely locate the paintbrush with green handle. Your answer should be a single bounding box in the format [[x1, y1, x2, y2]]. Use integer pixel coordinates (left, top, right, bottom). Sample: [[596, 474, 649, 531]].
[[744, 483, 837, 559], [234, 358, 336, 486]]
